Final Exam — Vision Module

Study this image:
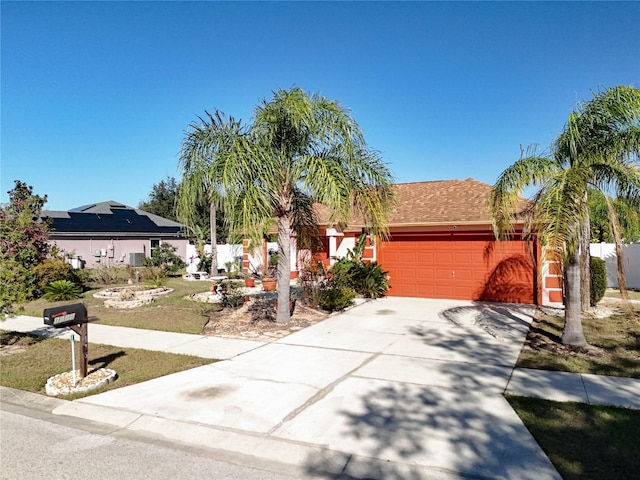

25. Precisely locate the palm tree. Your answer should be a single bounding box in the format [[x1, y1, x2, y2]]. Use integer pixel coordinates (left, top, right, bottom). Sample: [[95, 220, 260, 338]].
[[178, 111, 244, 276], [197, 88, 395, 323], [491, 86, 640, 346]]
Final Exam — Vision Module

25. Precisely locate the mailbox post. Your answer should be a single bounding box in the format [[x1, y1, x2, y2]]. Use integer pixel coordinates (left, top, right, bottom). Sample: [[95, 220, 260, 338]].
[[43, 303, 99, 378]]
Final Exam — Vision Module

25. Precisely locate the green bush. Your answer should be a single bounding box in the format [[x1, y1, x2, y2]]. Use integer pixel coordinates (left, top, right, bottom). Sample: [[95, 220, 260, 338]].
[[350, 261, 389, 299], [318, 281, 356, 312], [144, 243, 185, 273], [590, 256, 607, 306], [43, 280, 82, 301], [32, 257, 74, 293], [330, 258, 389, 299], [198, 254, 213, 274], [218, 281, 245, 308]]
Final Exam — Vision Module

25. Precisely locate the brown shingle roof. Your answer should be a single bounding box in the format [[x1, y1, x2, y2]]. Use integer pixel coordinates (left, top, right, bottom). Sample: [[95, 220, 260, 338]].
[[388, 178, 496, 225], [316, 178, 529, 228]]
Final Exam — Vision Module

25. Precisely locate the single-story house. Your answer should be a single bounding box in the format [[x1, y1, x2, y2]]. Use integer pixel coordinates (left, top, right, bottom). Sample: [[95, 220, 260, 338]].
[[41, 201, 187, 269], [305, 178, 554, 305]]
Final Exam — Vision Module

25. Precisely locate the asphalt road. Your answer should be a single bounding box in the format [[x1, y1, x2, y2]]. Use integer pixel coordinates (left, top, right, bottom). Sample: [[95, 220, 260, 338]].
[[0, 405, 299, 480]]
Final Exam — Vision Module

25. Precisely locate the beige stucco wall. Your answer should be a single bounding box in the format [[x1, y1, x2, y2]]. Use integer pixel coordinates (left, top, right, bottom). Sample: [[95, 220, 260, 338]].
[[49, 236, 187, 269]]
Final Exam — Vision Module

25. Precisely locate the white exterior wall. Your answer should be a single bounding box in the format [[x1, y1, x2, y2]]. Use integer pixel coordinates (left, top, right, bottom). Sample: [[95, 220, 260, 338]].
[[590, 243, 640, 289], [187, 241, 299, 275], [186, 243, 243, 273]]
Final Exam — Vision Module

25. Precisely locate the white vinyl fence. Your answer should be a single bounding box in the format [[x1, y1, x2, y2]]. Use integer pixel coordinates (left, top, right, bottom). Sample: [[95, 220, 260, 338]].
[[590, 243, 640, 289], [185, 242, 278, 274]]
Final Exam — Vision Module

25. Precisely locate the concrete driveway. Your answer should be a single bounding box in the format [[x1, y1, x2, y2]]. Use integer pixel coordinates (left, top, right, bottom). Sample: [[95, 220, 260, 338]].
[[52, 297, 560, 479]]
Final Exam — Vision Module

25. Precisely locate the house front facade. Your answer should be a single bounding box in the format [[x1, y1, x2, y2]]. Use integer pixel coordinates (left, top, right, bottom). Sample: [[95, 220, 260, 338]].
[[42, 201, 187, 269], [311, 178, 549, 305]]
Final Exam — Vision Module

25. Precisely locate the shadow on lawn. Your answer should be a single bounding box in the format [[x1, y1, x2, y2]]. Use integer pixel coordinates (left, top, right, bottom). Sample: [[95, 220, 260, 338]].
[[89, 350, 126, 370]]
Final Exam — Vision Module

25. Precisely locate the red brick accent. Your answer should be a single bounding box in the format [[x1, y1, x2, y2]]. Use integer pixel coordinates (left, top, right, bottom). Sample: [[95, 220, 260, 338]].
[[548, 290, 563, 303], [545, 276, 562, 289]]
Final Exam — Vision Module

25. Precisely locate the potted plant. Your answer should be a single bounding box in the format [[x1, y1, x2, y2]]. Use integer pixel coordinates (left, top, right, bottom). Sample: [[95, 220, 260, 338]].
[[261, 252, 278, 292], [244, 274, 255, 288], [261, 273, 276, 292]]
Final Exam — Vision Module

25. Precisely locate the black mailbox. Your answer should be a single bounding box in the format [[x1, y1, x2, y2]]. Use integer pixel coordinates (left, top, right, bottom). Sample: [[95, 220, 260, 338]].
[[43, 303, 89, 328]]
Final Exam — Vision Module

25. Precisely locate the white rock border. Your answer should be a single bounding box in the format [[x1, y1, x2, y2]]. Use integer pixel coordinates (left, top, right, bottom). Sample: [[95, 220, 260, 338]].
[[45, 368, 118, 396]]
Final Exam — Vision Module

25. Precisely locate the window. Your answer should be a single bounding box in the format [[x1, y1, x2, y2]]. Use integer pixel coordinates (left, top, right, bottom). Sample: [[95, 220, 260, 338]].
[[150, 238, 161, 257]]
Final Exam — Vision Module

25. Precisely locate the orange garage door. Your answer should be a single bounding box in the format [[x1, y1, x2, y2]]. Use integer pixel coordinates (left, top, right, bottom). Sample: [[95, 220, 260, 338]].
[[378, 232, 537, 304]]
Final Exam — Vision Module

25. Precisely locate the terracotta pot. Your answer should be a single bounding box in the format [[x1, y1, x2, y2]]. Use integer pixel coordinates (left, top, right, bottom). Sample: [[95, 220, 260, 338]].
[[262, 278, 276, 292], [244, 277, 255, 288]]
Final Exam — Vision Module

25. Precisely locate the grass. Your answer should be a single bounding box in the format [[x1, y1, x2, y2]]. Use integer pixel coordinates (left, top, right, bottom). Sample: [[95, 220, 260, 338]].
[[516, 304, 640, 378], [512, 294, 640, 478], [0, 330, 217, 400], [508, 396, 640, 480], [18, 276, 219, 335], [604, 288, 640, 301]]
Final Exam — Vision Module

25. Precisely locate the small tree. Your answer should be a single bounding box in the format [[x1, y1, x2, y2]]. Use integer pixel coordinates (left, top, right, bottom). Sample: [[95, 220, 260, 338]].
[[0, 181, 50, 314], [144, 243, 185, 273]]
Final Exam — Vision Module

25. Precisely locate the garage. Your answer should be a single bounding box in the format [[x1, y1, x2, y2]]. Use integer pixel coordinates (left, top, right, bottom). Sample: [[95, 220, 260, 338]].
[[314, 179, 541, 305], [378, 231, 538, 304]]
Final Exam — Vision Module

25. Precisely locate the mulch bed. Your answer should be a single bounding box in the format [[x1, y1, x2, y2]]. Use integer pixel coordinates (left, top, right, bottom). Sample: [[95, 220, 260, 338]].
[[201, 301, 329, 341]]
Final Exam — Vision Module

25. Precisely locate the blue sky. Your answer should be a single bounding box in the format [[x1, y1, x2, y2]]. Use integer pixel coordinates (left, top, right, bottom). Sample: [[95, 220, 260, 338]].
[[2, 1, 639, 211]]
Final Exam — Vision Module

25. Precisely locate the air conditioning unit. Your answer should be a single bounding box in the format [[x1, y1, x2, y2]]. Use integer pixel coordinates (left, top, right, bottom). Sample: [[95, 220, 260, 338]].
[[129, 253, 145, 267]]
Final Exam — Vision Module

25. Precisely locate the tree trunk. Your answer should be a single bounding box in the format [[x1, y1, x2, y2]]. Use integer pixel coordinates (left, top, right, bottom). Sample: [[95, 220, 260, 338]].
[[579, 216, 591, 311], [209, 203, 218, 275], [562, 249, 587, 345], [275, 214, 292, 324]]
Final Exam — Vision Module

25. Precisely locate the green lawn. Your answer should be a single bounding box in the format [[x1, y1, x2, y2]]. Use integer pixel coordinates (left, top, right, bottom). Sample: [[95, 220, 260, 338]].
[[508, 396, 640, 480], [511, 295, 640, 479], [0, 330, 217, 400], [18, 276, 218, 334]]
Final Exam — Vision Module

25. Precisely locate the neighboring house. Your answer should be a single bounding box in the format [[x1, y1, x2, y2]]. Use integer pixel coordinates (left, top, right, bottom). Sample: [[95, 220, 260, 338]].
[[41, 201, 187, 269], [308, 178, 548, 305]]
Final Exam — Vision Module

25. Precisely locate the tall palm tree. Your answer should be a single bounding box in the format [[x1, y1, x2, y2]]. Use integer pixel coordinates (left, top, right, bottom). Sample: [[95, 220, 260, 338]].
[[205, 88, 395, 323], [491, 86, 640, 346], [178, 111, 244, 276]]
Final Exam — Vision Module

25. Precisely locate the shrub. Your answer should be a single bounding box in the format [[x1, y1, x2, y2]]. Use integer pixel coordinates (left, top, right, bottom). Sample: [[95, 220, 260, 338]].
[[43, 280, 82, 301], [590, 256, 607, 306], [144, 243, 185, 273], [32, 257, 74, 293], [198, 254, 213, 274], [298, 258, 327, 308], [218, 281, 245, 308], [330, 257, 389, 299], [318, 281, 355, 312], [89, 266, 130, 285], [348, 261, 389, 299], [140, 266, 167, 288]]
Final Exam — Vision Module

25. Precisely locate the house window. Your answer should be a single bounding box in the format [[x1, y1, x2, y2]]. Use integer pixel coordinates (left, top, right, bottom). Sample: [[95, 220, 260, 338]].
[[150, 239, 161, 258]]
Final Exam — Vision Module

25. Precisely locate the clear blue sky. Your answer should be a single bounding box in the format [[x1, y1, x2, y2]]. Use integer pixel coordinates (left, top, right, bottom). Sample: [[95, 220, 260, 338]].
[[2, 1, 638, 211]]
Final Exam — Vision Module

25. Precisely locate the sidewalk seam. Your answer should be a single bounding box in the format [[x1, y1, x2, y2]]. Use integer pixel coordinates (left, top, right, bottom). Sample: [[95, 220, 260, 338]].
[[266, 352, 381, 435]]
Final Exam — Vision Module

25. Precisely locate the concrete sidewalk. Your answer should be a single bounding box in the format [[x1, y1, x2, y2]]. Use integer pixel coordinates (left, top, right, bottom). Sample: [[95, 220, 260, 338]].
[[1, 298, 636, 479]]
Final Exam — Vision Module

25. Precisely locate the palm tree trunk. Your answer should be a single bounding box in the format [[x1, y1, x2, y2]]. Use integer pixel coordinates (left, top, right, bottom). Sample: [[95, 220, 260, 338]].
[[562, 249, 587, 345], [579, 215, 591, 311], [275, 214, 292, 323], [209, 203, 218, 275]]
